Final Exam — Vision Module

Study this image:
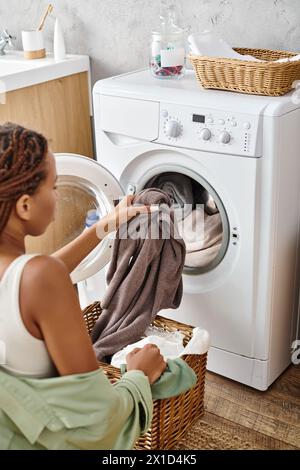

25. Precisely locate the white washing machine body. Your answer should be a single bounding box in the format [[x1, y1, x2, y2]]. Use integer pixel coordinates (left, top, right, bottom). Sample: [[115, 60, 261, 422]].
[[88, 69, 300, 390]]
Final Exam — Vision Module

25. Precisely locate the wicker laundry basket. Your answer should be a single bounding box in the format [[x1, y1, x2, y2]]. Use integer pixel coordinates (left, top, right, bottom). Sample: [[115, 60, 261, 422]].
[[82, 301, 207, 450], [188, 47, 300, 96]]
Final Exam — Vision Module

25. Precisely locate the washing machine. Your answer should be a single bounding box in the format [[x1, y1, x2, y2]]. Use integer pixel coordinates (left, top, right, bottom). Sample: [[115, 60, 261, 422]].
[[56, 69, 300, 390]]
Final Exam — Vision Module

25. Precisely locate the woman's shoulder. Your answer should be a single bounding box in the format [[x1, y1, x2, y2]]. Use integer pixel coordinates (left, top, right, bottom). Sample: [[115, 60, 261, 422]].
[[20, 254, 78, 336], [24, 254, 66, 275], [23, 255, 68, 284], [16, 256, 74, 341], [22, 255, 71, 305]]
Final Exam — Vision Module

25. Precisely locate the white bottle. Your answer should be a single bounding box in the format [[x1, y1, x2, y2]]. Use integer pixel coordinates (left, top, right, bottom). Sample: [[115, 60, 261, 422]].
[[54, 18, 66, 60]]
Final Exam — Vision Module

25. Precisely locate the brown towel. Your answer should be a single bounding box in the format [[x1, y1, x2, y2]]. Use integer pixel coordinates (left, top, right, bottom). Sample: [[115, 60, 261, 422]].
[[144, 172, 194, 220], [91, 188, 186, 362]]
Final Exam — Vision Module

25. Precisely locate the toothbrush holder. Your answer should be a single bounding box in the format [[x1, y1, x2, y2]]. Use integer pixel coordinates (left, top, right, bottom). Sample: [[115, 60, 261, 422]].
[[21, 30, 46, 59]]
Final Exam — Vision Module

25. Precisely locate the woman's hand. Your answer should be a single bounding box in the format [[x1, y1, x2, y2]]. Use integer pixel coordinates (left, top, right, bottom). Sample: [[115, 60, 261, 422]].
[[53, 195, 158, 273], [97, 195, 158, 236], [126, 343, 167, 384]]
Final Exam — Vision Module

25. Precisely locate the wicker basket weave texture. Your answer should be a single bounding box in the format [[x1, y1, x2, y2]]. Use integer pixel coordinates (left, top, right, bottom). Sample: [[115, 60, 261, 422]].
[[188, 47, 300, 96], [82, 301, 207, 450]]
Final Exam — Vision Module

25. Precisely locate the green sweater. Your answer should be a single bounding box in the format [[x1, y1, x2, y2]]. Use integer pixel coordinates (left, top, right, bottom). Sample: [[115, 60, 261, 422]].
[[0, 358, 197, 450], [0, 368, 152, 450]]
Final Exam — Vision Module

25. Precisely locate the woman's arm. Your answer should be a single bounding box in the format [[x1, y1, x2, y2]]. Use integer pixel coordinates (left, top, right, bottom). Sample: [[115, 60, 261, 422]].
[[20, 255, 166, 378], [21, 255, 99, 375], [51, 219, 107, 275], [52, 196, 154, 274]]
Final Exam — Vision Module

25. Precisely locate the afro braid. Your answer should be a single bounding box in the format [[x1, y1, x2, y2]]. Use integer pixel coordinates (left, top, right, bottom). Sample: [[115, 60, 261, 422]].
[[0, 122, 48, 235]]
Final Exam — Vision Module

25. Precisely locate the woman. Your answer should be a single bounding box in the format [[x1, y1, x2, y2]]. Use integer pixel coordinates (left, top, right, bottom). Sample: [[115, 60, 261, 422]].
[[0, 122, 166, 382]]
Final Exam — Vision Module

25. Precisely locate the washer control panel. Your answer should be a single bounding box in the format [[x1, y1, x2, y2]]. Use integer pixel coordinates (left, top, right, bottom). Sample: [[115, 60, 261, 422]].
[[157, 103, 261, 157]]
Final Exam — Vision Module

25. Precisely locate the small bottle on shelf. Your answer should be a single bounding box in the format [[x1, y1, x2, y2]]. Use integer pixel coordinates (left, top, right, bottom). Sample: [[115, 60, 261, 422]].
[[54, 17, 66, 60]]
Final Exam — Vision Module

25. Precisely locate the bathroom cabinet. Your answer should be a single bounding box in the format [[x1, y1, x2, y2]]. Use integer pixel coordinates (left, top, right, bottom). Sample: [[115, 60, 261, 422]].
[[0, 71, 93, 157], [0, 51, 94, 257]]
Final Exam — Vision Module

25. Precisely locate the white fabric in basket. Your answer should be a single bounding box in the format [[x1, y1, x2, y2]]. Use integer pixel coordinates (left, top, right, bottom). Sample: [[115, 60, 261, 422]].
[[188, 31, 262, 61], [188, 31, 300, 64], [111, 326, 210, 368]]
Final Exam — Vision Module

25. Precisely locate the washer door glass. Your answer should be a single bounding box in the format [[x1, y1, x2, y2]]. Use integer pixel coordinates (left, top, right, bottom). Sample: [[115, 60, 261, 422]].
[[25, 154, 124, 283], [143, 170, 229, 274]]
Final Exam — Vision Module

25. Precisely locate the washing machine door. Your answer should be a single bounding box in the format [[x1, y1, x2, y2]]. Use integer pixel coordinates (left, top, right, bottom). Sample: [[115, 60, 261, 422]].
[[25, 153, 125, 284]]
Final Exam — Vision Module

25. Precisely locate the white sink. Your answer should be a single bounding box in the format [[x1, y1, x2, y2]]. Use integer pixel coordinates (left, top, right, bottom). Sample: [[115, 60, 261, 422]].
[[0, 50, 44, 76], [0, 61, 40, 76], [0, 50, 90, 93]]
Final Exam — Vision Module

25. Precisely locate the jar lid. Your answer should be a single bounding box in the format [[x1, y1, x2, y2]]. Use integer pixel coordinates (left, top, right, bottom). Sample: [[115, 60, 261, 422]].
[[152, 28, 184, 40]]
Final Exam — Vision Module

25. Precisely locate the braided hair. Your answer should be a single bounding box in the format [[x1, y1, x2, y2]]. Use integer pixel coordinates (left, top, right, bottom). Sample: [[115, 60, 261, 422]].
[[0, 122, 48, 235]]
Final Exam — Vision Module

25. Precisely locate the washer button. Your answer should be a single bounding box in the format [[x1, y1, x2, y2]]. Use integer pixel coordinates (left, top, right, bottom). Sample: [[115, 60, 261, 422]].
[[218, 119, 225, 125], [207, 117, 214, 124], [162, 109, 168, 118], [243, 121, 251, 130], [199, 128, 212, 141], [231, 121, 237, 127]]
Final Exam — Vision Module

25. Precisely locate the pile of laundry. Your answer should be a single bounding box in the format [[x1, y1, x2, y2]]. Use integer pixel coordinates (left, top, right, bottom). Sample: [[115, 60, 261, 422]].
[[144, 172, 223, 268], [91, 178, 220, 363], [92, 187, 186, 362]]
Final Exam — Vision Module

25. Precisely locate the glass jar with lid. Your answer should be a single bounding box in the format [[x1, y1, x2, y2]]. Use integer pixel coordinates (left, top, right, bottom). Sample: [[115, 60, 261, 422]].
[[150, 1, 186, 79]]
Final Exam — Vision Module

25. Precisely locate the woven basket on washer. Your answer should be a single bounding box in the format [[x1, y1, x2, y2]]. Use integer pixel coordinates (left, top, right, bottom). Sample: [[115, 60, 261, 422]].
[[82, 301, 207, 450], [188, 47, 300, 96]]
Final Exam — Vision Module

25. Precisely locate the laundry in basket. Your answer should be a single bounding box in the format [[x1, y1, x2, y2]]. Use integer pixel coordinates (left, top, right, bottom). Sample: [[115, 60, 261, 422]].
[[111, 325, 210, 367], [82, 302, 210, 450]]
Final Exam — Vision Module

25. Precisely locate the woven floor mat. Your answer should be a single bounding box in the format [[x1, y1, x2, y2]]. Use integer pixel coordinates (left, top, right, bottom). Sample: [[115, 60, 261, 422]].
[[174, 418, 259, 450]]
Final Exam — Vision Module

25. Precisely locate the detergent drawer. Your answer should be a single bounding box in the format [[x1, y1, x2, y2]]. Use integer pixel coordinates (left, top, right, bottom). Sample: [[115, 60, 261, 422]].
[[99, 94, 159, 141]]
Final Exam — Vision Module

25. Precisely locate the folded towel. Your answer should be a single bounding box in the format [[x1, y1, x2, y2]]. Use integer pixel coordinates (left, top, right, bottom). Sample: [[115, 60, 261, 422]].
[[188, 31, 300, 64], [91, 188, 186, 362], [188, 31, 262, 61], [275, 53, 300, 63]]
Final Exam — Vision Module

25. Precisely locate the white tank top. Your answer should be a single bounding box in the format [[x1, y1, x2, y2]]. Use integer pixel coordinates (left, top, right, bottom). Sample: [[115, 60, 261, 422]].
[[0, 254, 56, 378]]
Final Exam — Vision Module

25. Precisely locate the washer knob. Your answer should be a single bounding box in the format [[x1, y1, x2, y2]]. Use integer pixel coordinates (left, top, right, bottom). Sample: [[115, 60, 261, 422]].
[[165, 120, 181, 138], [218, 131, 231, 144], [199, 128, 212, 141]]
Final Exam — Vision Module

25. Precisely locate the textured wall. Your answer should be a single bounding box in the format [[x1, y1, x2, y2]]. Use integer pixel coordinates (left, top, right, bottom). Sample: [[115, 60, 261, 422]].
[[1, 0, 300, 85]]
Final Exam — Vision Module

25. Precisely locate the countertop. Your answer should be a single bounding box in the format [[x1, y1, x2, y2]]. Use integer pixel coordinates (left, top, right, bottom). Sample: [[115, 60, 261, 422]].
[[0, 50, 92, 112], [0, 49, 92, 115]]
